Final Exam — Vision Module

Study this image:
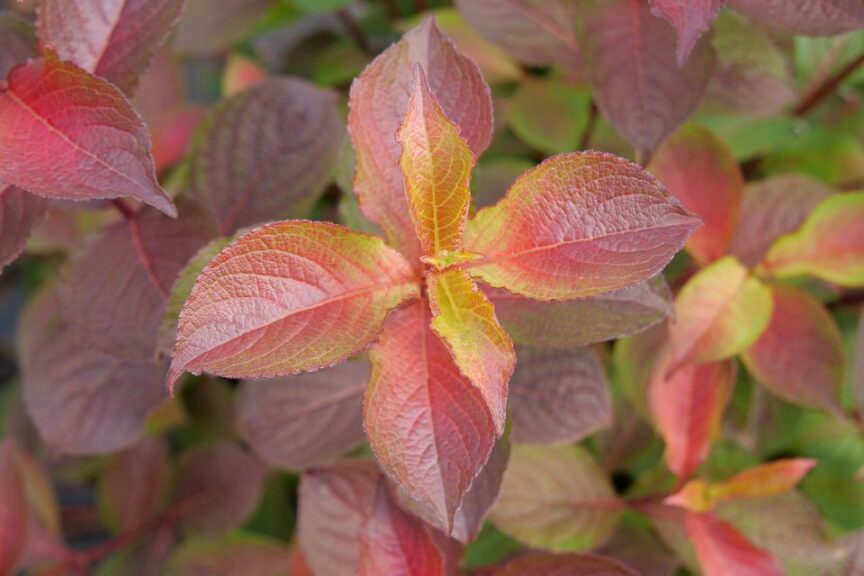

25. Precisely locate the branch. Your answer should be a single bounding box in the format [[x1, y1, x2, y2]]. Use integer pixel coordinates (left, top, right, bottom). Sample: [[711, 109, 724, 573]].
[[793, 52, 864, 117], [336, 9, 370, 54]]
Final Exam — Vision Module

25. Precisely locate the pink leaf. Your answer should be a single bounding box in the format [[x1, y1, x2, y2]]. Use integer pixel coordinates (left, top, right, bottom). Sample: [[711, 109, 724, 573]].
[[686, 512, 783, 576], [582, 0, 715, 153], [648, 124, 743, 264], [188, 78, 344, 235], [298, 459, 380, 576], [37, 0, 185, 94], [167, 221, 419, 390], [454, 0, 581, 69], [0, 56, 176, 215], [172, 442, 268, 537], [19, 287, 166, 455], [728, 0, 864, 35], [509, 346, 612, 445], [0, 440, 27, 575], [648, 0, 723, 66], [464, 152, 700, 300], [485, 277, 672, 348], [363, 301, 497, 534], [98, 437, 170, 532], [492, 553, 640, 576], [236, 361, 367, 470], [348, 18, 492, 261], [0, 184, 45, 271], [742, 286, 844, 412]]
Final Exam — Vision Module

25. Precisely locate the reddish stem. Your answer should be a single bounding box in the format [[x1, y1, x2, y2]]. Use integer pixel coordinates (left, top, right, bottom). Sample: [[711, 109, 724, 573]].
[[111, 198, 136, 220], [794, 52, 864, 116]]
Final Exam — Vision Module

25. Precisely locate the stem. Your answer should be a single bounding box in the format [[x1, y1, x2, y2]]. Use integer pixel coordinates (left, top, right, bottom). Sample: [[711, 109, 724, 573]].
[[336, 9, 370, 54], [379, 0, 402, 20], [793, 52, 864, 116], [111, 198, 136, 220], [579, 101, 598, 150], [413, 0, 428, 12]]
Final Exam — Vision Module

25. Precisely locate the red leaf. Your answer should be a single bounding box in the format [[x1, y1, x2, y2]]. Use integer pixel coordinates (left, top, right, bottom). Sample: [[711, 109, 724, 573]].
[[298, 459, 380, 576], [728, 0, 864, 35], [0, 12, 36, 78], [363, 301, 497, 534], [686, 512, 783, 576], [454, 0, 581, 69], [0, 56, 176, 216], [649, 350, 735, 480], [0, 440, 27, 575], [492, 553, 640, 576], [648, 124, 744, 264], [648, 0, 723, 66], [188, 78, 344, 235], [236, 361, 367, 470], [168, 221, 419, 390], [58, 203, 216, 362], [357, 482, 456, 576], [37, 0, 185, 94], [98, 437, 169, 532], [729, 174, 833, 267], [485, 277, 672, 348], [172, 442, 268, 537], [19, 287, 166, 455], [509, 346, 612, 445], [582, 0, 715, 153], [348, 18, 492, 261], [742, 286, 844, 412], [464, 151, 700, 300], [0, 184, 45, 271]]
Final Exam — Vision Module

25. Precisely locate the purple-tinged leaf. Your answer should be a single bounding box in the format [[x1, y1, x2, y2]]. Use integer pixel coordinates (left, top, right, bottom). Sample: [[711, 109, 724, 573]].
[[490, 444, 621, 552], [172, 442, 268, 537], [98, 437, 169, 533], [648, 0, 723, 67], [165, 534, 294, 576], [487, 277, 672, 349], [509, 346, 611, 445], [0, 56, 176, 216], [0, 440, 26, 575], [0, 185, 45, 271], [19, 287, 166, 455], [236, 361, 367, 470], [454, 0, 581, 69], [38, 0, 186, 95], [598, 521, 681, 576], [582, 0, 715, 153], [728, 0, 864, 35], [492, 553, 640, 576], [298, 459, 380, 576], [0, 11, 36, 78], [171, 0, 272, 56], [348, 18, 492, 261], [613, 323, 667, 416], [188, 78, 344, 235]]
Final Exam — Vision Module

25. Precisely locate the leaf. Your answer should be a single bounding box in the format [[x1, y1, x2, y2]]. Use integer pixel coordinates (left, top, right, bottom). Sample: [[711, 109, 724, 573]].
[[0, 11, 36, 78], [490, 444, 621, 552], [486, 277, 673, 348], [427, 269, 515, 433], [0, 185, 45, 271], [761, 192, 864, 286], [464, 151, 700, 300], [729, 174, 833, 267], [222, 53, 267, 97], [648, 124, 744, 264], [167, 221, 419, 391], [348, 18, 492, 261], [19, 287, 166, 455], [667, 459, 817, 512], [98, 438, 169, 533], [742, 286, 844, 412], [509, 346, 611, 445], [649, 352, 735, 480], [188, 78, 343, 235], [165, 534, 294, 576], [454, 0, 581, 68], [37, 0, 185, 95], [58, 203, 216, 362], [364, 301, 497, 533], [685, 512, 783, 576], [298, 459, 380, 576], [171, 0, 272, 56], [648, 0, 722, 67], [728, 0, 864, 35], [614, 323, 668, 416], [0, 440, 26, 575], [667, 256, 772, 373], [172, 442, 268, 537], [581, 0, 715, 153], [236, 361, 367, 470], [508, 76, 591, 155], [492, 553, 640, 576], [397, 65, 474, 258], [357, 482, 456, 576], [0, 56, 175, 216]]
